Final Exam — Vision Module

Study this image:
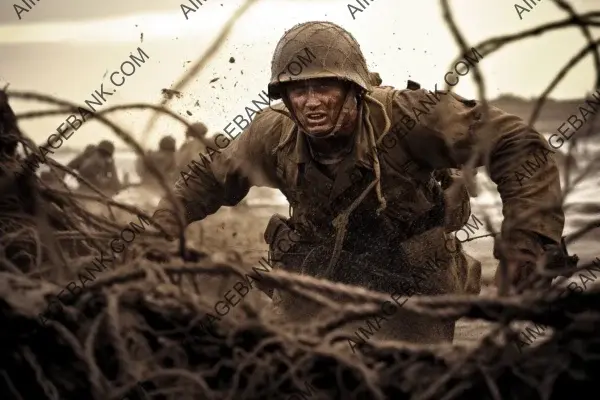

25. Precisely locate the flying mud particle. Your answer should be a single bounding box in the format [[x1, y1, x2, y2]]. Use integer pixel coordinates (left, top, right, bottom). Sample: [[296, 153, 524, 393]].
[[160, 89, 183, 100]]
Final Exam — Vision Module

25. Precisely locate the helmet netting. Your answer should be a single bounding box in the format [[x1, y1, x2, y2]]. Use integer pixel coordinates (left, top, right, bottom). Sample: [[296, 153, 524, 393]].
[[269, 21, 372, 99]]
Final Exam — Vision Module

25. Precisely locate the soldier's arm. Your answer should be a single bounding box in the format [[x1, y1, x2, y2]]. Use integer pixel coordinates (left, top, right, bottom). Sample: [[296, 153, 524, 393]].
[[66, 153, 85, 170], [77, 152, 101, 180], [393, 88, 564, 248], [154, 110, 281, 236]]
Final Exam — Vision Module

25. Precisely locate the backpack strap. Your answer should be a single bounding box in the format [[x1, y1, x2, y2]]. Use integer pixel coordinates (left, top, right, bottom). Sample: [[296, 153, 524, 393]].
[[367, 86, 396, 137]]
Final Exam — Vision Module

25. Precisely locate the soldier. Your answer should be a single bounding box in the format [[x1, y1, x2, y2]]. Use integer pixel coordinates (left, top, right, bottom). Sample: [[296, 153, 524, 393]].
[[137, 135, 178, 187], [176, 122, 211, 171], [152, 21, 564, 344], [66, 144, 96, 171], [72, 140, 121, 195]]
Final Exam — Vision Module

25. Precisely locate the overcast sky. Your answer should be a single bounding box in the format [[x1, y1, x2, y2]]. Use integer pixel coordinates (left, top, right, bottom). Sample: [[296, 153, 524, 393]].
[[0, 0, 597, 149]]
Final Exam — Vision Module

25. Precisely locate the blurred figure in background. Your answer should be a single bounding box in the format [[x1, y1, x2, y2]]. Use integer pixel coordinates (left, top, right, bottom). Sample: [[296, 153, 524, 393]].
[[176, 122, 211, 171], [137, 135, 178, 188], [70, 140, 121, 195], [66, 144, 96, 171]]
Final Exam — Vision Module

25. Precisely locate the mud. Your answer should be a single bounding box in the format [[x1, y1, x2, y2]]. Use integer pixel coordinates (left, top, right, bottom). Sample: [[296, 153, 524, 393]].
[[3, 4, 600, 398]]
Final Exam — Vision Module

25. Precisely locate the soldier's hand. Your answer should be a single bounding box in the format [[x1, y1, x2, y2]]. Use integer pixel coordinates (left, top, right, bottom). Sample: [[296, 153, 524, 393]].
[[493, 231, 545, 293], [494, 255, 537, 293]]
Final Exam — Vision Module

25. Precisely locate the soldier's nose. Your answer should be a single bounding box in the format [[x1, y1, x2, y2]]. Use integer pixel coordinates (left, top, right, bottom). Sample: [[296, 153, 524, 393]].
[[305, 91, 321, 108]]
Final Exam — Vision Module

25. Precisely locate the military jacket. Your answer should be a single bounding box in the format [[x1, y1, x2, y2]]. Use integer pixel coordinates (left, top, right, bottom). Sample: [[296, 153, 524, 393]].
[[157, 86, 564, 295]]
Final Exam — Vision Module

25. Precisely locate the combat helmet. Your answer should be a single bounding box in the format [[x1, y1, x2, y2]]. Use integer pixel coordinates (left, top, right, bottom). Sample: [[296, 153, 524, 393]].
[[186, 122, 208, 139], [97, 140, 115, 156], [159, 135, 176, 152], [268, 21, 373, 100]]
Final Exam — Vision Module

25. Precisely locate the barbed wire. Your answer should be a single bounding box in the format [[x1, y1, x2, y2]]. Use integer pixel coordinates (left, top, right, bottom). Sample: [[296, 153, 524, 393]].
[[0, 1, 599, 399]]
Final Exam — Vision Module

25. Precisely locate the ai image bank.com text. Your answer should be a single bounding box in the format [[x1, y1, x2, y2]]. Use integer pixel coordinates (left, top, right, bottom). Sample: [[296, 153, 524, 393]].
[[17, 47, 150, 177]]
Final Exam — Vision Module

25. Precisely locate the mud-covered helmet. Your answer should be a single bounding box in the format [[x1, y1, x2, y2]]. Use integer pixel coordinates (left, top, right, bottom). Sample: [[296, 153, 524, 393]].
[[268, 21, 373, 100], [186, 122, 208, 139], [97, 140, 115, 156], [159, 135, 176, 152]]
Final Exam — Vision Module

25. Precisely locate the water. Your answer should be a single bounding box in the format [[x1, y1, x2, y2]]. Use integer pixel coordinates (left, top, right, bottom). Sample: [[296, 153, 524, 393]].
[[52, 151, 289, 209]]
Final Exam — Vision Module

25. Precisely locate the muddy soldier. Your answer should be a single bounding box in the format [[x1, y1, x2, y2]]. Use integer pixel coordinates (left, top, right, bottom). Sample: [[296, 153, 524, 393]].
[[153, 22, 564, 343]]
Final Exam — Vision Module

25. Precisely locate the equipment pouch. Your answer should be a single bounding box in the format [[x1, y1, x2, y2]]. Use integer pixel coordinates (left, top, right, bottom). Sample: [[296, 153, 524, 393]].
[[437, 169, 472, 233], [264, 213, 303, 266], [543, 236, 579, 277], [261, 214, 306, 299], [264, 213, 289, 247]]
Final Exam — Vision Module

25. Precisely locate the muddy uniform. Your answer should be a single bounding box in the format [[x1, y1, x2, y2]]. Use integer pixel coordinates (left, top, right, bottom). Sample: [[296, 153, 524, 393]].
[[154, 22, 564, 343], [371, 78, 474, 243]]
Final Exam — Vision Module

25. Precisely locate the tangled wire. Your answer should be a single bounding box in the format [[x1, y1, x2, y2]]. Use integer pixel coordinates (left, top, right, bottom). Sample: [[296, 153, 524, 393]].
[[1, 0, 600, 399]]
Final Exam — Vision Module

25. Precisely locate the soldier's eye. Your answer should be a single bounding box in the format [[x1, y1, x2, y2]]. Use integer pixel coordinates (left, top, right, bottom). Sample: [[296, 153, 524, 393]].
[[288, 86, 307, 97]]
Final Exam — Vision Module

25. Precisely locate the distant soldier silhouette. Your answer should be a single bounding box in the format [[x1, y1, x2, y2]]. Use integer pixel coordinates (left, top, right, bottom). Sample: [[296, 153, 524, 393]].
[[71, 140, 121, 195], [176, 122, 211, 171], [137, 135, 178, 187], [66, 144, 96, 171]]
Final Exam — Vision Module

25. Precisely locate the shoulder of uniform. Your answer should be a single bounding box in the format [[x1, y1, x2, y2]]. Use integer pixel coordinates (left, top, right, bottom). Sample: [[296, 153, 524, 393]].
[[392, 86, 434, 102], [394, 85, 455, 103], [400, 81, 453, 98], [246, 101, 291, 150], [251, 101, 289, 130], [448, 91, 478, 107], [407, 84, 477, 107], [369, 86, 397, 102]]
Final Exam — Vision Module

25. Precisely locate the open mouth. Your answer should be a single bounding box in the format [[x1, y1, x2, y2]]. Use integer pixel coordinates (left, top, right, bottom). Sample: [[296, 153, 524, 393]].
[[306, 112, 327, 124]]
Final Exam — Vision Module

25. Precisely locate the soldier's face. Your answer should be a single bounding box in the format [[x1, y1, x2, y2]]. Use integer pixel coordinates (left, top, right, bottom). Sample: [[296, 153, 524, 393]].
[[285, 78, 348, 137]]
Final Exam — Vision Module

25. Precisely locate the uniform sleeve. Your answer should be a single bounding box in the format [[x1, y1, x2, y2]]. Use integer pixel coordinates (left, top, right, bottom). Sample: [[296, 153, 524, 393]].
[[392, 88, 564, 245], [155, 110, 282, 229], [66, 153, 85, 170], [77, 152, 101, 179]]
